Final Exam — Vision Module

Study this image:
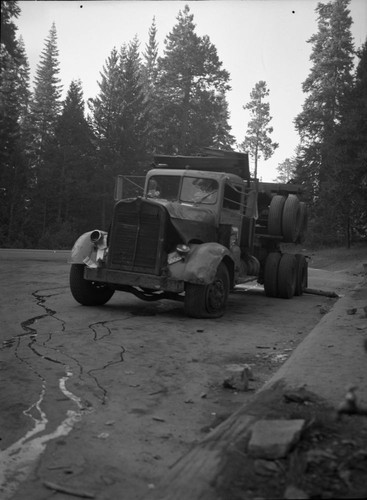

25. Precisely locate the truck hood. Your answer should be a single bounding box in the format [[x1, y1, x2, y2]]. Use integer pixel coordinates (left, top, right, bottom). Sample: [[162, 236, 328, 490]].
[[154, 199, 217, 243]]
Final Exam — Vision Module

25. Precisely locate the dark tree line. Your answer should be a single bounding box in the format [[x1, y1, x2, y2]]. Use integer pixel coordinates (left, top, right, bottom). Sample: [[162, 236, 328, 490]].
[[0, 3, 234, 248], [293, 0, 367, 247]]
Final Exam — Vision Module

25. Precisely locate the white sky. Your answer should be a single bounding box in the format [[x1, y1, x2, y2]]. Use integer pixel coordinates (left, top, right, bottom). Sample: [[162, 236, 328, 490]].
[[15, 0, 367, 181]]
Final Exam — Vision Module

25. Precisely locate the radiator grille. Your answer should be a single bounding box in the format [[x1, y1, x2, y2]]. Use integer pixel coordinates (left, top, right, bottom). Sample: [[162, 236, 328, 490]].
[[109, 199, 165, 274]]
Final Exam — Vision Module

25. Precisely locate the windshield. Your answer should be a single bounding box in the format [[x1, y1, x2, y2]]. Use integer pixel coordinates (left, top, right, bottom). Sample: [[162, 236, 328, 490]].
[[146, 175, 219, 205], [180, 177, 218, 204]]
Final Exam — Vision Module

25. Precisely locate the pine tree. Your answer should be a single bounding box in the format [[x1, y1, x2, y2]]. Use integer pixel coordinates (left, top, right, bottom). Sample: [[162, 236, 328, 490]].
[[0, 0, 21, 60], [26, 22, 63, 243], [53, 80, 96, 236], [0, 1, 31, 246], [143, 17, 158, 93], [330, 40, 367, 246], [89, 46, 132, 226], [240, 81, 278, 178], [274, 158, 297, 183], [143, 17, 159, 154], [156, 5, 233, 153], [16, 37, 31, 125], [294, 0, 356, 245], [29, 22, 63, 155], [89, 47, 122, 149], [89, 39, 151, 224], [120, 36, 150, 174]]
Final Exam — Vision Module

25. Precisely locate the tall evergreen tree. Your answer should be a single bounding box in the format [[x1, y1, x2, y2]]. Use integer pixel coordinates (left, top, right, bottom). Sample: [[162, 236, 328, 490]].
[[240, 81, 278, 178], [329, 40, 367, 246], [53, 80, 97, 235], [88, 47, 122, 227], [0, 0, 21, 60], [294, 0, 356, 244], [89, 47, 122, 150], [274, 158, 297, 183], [29, 22, 63, 154], [156, 5, 234, 154], [119, 36, 150, 174], [143, 17, 158, 93], [143, 17, 159, 154], [89, 39, 151, 224], [27, 22, 63, 242], [0, 1, 31, 246]]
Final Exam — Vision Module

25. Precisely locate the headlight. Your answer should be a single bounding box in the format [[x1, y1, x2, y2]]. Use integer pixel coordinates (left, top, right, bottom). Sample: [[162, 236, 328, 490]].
[[176, 244, 190, 254], [90, 230, 103, 243]]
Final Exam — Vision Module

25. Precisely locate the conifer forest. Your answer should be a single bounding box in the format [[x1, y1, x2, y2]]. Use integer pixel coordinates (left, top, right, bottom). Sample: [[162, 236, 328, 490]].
[[1, 1, 366, 249]]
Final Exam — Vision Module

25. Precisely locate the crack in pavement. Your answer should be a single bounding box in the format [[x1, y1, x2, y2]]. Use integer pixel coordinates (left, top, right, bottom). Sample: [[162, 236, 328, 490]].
[[1, 287, 157, 497], [0, 287, 88, 500], [87, 319, 127, 405]]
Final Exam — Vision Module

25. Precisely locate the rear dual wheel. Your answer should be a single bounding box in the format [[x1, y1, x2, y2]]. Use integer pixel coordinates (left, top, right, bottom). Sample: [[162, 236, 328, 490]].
[[278, 253, 297, 298], [264, 253, 306, 299], [264, 252, 281, 297]]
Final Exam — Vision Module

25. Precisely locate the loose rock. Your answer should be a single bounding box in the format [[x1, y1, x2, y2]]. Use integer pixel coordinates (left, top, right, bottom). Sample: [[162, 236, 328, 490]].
[[223, 364, 253, 391], [248, 419, 305, 459]]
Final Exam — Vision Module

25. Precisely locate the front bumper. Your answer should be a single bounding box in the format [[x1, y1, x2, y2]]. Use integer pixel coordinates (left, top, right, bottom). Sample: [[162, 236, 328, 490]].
[[84, 267, 184, 294]]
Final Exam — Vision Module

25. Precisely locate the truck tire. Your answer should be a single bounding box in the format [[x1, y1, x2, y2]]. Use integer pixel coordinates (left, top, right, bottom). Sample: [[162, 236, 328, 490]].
[[278, 254, 297, 299], [268, 195, 286, 236], [264, 252, 281, 297], [282, 195, 301, 243], [184, 262, 229, 318], [295, 254, 308, 296], [70, 264, 115, 306]]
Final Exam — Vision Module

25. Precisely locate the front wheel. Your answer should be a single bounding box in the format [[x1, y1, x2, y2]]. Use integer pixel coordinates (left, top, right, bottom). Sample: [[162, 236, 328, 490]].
[[184, 262, 230, 318], [70, 264, 115, 306]]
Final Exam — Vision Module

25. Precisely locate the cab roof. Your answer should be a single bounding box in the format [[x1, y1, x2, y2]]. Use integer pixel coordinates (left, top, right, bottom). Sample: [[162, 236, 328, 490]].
[[146, 168, 244, 185]]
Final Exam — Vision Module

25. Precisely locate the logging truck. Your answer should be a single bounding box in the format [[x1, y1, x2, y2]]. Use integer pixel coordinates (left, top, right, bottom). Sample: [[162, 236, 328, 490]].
[[69, 149, 308, 318]]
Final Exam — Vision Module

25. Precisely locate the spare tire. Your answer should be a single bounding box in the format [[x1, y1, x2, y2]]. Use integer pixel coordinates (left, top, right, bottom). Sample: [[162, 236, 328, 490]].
[[282, 195, 301, 243], [268, 195, 286, 236]]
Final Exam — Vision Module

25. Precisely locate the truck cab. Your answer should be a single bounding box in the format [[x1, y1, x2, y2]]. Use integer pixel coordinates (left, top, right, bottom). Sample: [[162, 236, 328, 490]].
[[69, 150, 308, 318]]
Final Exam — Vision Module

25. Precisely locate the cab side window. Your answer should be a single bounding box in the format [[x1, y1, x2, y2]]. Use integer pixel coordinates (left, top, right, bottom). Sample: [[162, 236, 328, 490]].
[[223, 184, 242, 210]]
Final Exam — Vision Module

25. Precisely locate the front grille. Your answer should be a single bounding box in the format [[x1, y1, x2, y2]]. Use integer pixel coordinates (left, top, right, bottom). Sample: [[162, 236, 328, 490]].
[[108, 199, 165, 274]]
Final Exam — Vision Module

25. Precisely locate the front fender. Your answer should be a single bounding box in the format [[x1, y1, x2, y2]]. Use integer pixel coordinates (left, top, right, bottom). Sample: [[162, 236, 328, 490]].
[[169, 242, 234, 285], [69, 230, 106, 264]]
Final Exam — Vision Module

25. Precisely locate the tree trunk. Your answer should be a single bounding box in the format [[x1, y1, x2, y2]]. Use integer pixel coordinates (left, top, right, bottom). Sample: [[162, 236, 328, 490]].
[[179, 76, 191, 152]]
